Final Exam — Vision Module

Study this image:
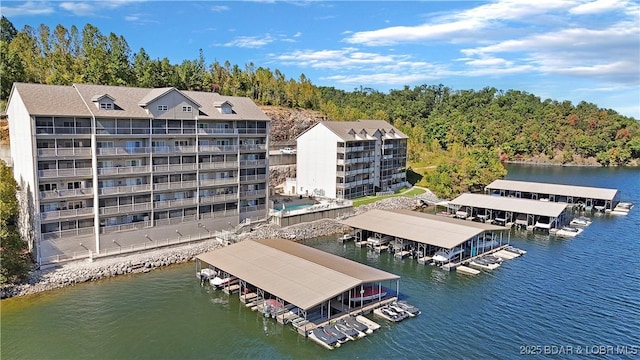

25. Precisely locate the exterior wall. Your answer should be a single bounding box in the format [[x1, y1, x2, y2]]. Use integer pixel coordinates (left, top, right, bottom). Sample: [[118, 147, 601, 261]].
[[296, 124, 338, 197]]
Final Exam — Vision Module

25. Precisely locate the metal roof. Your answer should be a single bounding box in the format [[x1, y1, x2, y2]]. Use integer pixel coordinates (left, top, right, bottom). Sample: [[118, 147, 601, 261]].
[[449, 193, 568, 217], [196, 239, 399, 311], [341, 209, 504, 250], [485, 179, 618, 200]]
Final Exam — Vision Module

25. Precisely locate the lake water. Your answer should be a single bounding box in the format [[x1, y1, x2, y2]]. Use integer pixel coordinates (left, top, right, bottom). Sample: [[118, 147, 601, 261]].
[[2, 164, 639, 359]]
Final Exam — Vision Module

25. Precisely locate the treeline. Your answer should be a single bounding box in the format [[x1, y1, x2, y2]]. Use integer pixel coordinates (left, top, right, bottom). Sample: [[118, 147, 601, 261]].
[[1, 17, 639, 190]]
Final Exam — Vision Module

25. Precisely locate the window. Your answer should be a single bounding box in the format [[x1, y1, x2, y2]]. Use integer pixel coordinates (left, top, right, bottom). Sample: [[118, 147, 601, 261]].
[[100, 103, 113, 110], [157, 105, 168, 111], [97, 141, 114, 148], [182, 106, 192, 112]]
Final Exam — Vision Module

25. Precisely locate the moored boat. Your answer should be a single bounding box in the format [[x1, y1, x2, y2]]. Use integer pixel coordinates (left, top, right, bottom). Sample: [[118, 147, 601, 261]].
[[569, 216, 592, 227], [432, 247, 464, 264], [349, 286, 387, 303], [555, 226, 583, 238], [338, 233, 354, 242], [210, 275, 239, 288], [612, 202, 634, 215]]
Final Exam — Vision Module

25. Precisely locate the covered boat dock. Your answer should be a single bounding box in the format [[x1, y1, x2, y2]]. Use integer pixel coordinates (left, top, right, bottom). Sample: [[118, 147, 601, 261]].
[[341, 209, 508, 264], [195, 239, 400, 335], [485, 179, 620, 211], [448, 193, 569, 230]]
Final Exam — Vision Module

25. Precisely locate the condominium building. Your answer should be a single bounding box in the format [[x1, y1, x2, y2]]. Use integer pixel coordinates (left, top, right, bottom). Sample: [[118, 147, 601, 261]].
[[7, 83, 269, 261], [296, 120, 408, 199]]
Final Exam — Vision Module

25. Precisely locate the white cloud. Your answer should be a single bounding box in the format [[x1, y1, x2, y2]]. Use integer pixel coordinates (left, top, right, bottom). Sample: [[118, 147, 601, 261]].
[[222, 35, 274, 48], [60, 0, 144, 16], [0, 1, 55, 16], [569, 0, 628, 15], [210, 5, 229, 12]]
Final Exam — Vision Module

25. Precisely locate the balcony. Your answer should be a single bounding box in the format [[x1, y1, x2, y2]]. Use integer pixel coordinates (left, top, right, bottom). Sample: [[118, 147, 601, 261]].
[[98, 165, 150, 176], [152, 146, 197, 154], [154, 198, 198, 210], [97, 147, 151, 156], [199, 178, 237, 186], [197, 128, 238, 135], [199, 208, 239, 220], [239, 189, 266, 198], [40, 188, 94, 200], [239, 144, 267, 151], [40, 207, 94, 221], [198, 145, 238, 153], [239, 204, 267, 213], [37, 148, 92, 157], [198, 161, 239, 170], [153, 163, 198, 173], [99, 202, 152, 215], [240, 159, 267, 168], [38, 168, 92, 178], [237, 128, 267, 135], [96, 127, 151, 136], [239, 174, 267, 183], [36, 126, 92, 135], [153, 180, 198, 191], [99, 184, 151, 196], [198, 193, 238, 205]]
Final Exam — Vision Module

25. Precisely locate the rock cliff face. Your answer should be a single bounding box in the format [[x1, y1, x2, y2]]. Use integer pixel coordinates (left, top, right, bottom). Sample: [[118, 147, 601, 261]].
[[261, 106, 328, 146]]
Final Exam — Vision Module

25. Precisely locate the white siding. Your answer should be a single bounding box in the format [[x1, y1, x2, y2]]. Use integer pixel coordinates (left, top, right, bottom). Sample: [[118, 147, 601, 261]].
[[296, 124, 338, 198], [7, 89, 37, 196]]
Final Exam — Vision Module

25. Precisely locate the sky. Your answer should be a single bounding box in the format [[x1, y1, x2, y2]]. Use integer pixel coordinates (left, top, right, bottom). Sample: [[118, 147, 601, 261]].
[[2, 0, 639, 119]]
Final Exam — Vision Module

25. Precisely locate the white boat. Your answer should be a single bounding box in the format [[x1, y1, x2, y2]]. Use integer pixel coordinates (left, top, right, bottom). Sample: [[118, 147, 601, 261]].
[[569, 216, 592, 227], [612, 202, 634, 215], [366, 235, 392, 247], [197, 268, 216, 280], [338, 234, 354, 242], [432, 247, 464, 264], [210, 276, 238, 288], [555, 226, 583, 238]]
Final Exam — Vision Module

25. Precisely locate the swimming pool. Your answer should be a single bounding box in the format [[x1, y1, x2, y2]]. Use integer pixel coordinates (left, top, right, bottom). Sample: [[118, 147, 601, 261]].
[[273, 203, 314, 211]]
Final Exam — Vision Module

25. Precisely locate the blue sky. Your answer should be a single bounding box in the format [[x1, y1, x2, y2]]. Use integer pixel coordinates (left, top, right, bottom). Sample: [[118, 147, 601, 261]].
[[3, 0, 639, 119]]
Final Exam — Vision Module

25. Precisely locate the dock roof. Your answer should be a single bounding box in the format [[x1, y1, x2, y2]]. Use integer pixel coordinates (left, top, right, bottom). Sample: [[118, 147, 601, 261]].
[[486, 179, 618, 200], [196, 239, 399, 311], [449, 193, 568, 217], [341, 209, 504, 250]]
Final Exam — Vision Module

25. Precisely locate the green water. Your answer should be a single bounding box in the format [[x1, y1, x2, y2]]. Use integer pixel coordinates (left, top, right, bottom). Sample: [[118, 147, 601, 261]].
[[2, 165, 639, 359]]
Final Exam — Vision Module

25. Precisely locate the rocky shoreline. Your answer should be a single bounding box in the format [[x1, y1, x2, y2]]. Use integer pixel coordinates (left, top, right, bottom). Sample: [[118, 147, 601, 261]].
[[1, 190, 441, 300]]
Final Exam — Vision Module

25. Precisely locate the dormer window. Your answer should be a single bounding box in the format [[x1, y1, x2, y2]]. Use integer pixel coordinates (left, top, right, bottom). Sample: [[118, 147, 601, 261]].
[[158, 105, 168, 111], [100, 103, 113, 110], [92, 93, 116, 110], [214, 100, 234, 114]]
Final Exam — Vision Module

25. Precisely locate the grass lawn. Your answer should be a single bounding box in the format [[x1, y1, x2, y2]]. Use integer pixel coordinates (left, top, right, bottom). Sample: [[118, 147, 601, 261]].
[[352, 187, 426, 207]]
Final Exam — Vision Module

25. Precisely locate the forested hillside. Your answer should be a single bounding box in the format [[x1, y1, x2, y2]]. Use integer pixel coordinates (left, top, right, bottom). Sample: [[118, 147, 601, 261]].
[[1, 17, 638, 196]]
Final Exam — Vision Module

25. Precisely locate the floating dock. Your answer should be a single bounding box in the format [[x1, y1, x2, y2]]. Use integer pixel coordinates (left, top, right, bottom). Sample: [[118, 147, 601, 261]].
[[456, 265, 480, 275]]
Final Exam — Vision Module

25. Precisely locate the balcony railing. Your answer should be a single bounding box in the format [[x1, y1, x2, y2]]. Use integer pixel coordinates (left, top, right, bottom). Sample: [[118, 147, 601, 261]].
[[99, 202, 152, 215], [198, 145, 238, 153], [198, 161, 239, 170], [38, 168, 92, 178], [40, 188, 93, 200], [197, 128, 238, 135], [41, 226, 94, 241], [239, 174, 267, 182], [239, 189, 266, 198], [154, 198, 198, 209], [96, 128, 151, 135], [152, 146, 197, 154], [153, 163, 198, 173], [199, 178, 237, 186], [239, 144, 267, 151], [154, 215, 198, 226], [36, 126, 92, 135], [99, 184, 151, 195], [97, 147, 151, 156], [199, 209, 239, 219], [237, 128, 267, 135], [98, 165, 150, 175], [239, 204, 266, 213], [153, 180, 198, 191], [40, 207, 94, 221], [198, 193, 238, 204], [240, 159, 267, 167], [101, 220, 152, 234], [37, 148, 92, 157]]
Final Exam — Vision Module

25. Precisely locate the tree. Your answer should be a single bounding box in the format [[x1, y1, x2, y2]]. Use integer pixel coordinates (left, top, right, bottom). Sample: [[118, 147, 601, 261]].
[[0, 160, 31, 284]]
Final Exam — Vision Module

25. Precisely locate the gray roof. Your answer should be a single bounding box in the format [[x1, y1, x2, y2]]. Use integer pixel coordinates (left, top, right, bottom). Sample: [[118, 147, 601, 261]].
[[311, 120, 408, 141], [341, 209, 504, 249], [449, 193, 568, 217], [10, 83, 270, 121], [485, 179, 618, 201], [196, 239, 399, 311]]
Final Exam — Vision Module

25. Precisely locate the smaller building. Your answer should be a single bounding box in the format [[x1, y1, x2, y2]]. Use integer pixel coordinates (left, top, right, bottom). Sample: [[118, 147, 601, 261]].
[[448, 193, 569, 230], [485, 179, 620, 211], [296, 120, 408, 199]]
